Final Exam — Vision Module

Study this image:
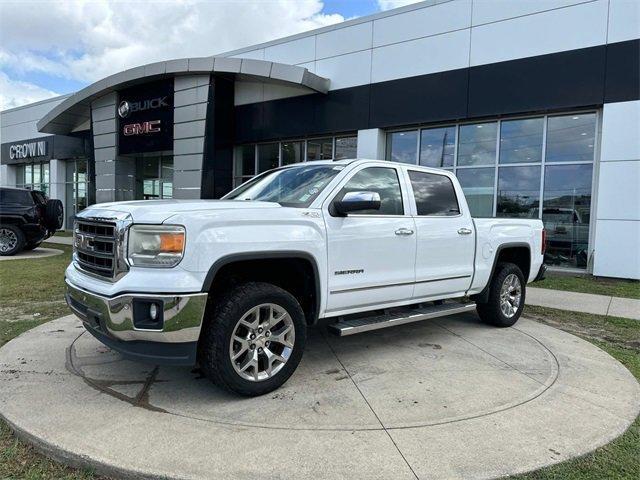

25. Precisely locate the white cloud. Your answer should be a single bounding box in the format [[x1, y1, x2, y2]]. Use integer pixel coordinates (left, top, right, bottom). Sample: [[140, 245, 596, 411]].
[[377, 0, 422, 11], [0, 72, 60, 110], [0, 0, 345, 106]]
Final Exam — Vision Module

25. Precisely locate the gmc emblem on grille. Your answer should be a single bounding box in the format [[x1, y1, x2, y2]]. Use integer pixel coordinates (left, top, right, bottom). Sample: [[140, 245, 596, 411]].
[[75, 233, 95, 252]]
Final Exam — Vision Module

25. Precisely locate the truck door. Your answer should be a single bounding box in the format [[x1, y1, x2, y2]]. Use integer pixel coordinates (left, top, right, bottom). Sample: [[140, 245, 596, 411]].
[[403, 168, 475, 299], [323, 165, 417, 315]]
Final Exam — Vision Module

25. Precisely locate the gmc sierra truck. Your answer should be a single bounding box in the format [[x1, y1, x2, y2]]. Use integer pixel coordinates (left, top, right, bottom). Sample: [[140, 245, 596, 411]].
[[65, 159, 546, 396]]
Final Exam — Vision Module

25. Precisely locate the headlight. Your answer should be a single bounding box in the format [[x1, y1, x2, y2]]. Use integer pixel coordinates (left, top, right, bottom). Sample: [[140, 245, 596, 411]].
[[128, 225, 185, 268]]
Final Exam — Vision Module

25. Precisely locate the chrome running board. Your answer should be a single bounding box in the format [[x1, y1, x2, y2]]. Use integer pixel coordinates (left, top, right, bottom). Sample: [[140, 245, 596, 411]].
[[328, 302, 476, 336]]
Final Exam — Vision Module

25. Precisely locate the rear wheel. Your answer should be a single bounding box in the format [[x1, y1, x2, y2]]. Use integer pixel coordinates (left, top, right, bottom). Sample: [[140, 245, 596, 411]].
[[44, 199, 64, 230], [476, 262, 525, 328], [198, 282, 306, 396], [0, 225, 25, 256]]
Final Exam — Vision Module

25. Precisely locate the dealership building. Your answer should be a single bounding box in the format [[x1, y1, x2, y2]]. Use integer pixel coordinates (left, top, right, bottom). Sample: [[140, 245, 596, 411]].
[[1, 0, 638, 279]]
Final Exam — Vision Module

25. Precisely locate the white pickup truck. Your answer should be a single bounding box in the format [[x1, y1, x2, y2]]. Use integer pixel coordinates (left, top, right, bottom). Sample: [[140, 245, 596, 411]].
[[65, 159, 546, 396]]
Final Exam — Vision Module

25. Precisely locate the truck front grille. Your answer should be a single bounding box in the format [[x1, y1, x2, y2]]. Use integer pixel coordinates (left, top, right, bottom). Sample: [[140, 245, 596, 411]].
[[74, 219, 119, 280]]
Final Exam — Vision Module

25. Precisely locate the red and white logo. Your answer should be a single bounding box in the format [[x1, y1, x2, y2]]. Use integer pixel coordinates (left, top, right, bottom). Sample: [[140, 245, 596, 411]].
[[123, 120, 161, 136]]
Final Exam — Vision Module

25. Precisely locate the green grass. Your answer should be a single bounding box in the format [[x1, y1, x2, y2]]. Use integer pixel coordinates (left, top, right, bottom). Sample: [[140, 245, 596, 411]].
[[0, 422, 101, 480], [0, 245, 72, 347], [535, 274, 640, 299], [510, 305, 640, 480], [53, 230, 74, 238]]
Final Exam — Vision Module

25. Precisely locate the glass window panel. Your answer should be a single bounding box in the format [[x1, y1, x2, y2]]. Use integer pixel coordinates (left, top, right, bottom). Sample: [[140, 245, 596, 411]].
[[546, 113, 596, 162], [386, 130, 418, 164], [335, 136, 357, 160], [257, 143, 279, 173], [32, 163, 41, 185], [307, 138, 333, 161], [419, 126, 456, 168], [282, 141, 304, 166], [408, 171, 460, 216], [25, 164, 33, 185], [161, 156, 173, 181], [496, 166, 541, 218], [458, 122, 497, 166], [337, 167, 404, 215], [499, 118, 544, 164], [456, 168, 495, 217], [42, 162, 50, 183], [542, 164, 593, 269], [142, 157, 160, 179], [235, 145, 255, 176], [162, 182, 173, 199]]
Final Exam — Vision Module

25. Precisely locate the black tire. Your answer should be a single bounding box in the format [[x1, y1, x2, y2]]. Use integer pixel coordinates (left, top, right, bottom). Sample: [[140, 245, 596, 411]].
[[44, 199, 64, 230], [198, 282, 307, 396], [476, 262, 526, 328], [0, 225, 26, 256], [23, 242, 42, 251]]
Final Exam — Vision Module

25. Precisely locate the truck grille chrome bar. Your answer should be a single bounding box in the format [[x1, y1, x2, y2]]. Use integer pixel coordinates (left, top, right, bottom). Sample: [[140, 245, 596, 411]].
[[73, 211, 132, 281]]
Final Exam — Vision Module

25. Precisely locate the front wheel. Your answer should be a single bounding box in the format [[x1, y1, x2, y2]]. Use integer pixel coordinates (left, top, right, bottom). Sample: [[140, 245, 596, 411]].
[[198, 282, 306, 396], [476, 262, 526, 328], [0, 225, 25, 256]]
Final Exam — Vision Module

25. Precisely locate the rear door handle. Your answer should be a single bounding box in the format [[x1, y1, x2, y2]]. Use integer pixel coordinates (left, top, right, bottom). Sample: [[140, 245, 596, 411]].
[[395, 228, 414, 236], [458, 228, 473, 235]]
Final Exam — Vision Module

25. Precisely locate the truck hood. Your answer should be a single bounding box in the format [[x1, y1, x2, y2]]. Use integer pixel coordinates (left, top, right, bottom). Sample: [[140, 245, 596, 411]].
[[78, 199, 281, 223]]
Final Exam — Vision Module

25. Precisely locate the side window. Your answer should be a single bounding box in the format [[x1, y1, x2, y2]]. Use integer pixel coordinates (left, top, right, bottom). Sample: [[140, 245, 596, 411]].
[[336, 167, 404, 215], [408, 170, 460, 216]]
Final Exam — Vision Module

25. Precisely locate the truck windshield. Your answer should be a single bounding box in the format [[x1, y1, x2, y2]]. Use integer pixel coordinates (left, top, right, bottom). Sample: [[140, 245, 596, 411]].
[[225, 164, 343, 207]]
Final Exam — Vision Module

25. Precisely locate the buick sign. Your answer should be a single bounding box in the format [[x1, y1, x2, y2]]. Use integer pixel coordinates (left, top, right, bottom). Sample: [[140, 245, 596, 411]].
[[117, 101, 131, 118], [118, 96, 169, 118]]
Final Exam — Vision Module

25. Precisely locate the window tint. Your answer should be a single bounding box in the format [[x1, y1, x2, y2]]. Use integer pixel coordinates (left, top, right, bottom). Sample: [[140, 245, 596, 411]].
[[408, 171, 460, 216], [0, 189, 33, 205], [337, 167, 403, 215], [386, 130, 418, 164], [335, 136, 357, 160], [420, 126, 456, 168]]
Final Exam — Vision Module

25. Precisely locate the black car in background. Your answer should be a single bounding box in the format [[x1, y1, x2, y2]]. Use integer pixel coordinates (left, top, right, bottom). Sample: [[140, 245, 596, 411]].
[[0, 187, 63, 256]]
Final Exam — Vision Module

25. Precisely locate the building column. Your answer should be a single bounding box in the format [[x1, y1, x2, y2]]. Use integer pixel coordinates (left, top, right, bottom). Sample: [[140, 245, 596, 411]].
[[172, 75, 210, 199], [91, 92, 135, 203], [356, 128, 386, 160], [592, 100, 640, 280], [0, 164, 17, 187]]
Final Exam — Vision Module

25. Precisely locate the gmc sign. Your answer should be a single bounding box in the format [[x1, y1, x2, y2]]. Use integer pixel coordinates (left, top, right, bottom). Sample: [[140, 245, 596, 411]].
[[117, 80, 173, 155], [123, 120, 162, 136]]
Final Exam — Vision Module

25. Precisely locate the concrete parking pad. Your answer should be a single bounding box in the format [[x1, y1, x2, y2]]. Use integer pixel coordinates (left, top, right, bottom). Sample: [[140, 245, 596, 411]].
[[0, 313, 638, 480], [0, 247, 63, 261]]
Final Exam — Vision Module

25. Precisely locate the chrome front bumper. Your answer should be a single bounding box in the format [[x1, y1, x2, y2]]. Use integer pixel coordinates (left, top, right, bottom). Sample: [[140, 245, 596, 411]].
[[65, 280, 208, 365]]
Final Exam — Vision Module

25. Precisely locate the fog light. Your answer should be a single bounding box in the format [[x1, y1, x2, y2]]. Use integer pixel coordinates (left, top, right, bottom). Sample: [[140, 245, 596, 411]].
[[149, 303, 159, 321]]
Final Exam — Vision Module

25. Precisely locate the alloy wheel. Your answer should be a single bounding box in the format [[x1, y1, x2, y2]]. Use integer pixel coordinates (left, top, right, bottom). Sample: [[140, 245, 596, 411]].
[[0, 228, 18, 253], [499, 273, 522, 319], [229, 303, 295, 382]]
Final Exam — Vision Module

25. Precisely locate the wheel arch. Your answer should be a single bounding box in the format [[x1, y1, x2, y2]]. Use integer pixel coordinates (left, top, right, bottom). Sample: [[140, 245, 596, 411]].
[[472, 242, 531, 304], [202, 251, 322, 324]]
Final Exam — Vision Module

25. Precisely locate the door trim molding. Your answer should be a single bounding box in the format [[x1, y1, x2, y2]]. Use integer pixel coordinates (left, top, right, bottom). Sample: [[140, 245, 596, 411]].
[[330, 274, 471, 294]]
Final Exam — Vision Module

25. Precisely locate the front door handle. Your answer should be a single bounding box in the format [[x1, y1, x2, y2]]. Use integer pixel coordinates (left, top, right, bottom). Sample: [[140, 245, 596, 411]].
[[395, 228, 414, 236], [458, 228, 473, 235]]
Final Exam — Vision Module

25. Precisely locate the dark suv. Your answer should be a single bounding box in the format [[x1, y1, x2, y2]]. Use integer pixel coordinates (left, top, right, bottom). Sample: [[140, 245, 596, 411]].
[[0, 187, 63, 256]]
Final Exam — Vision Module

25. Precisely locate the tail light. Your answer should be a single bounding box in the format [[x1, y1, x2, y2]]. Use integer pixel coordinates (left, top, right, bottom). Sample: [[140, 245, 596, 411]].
[[541, 229, 547, 255]]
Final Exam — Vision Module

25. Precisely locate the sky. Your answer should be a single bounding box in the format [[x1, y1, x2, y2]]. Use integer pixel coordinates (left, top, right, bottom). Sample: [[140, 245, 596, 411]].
[[0, 0, 420, 110]]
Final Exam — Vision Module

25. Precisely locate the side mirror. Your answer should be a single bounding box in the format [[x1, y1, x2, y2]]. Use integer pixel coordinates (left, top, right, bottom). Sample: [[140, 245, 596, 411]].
[[334, 191, 381, 216]]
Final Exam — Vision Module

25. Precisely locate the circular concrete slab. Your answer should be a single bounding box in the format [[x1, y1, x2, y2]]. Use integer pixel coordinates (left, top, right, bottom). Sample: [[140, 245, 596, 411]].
[[0, 247, 63, 261], [0, 313, 638, 480]]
